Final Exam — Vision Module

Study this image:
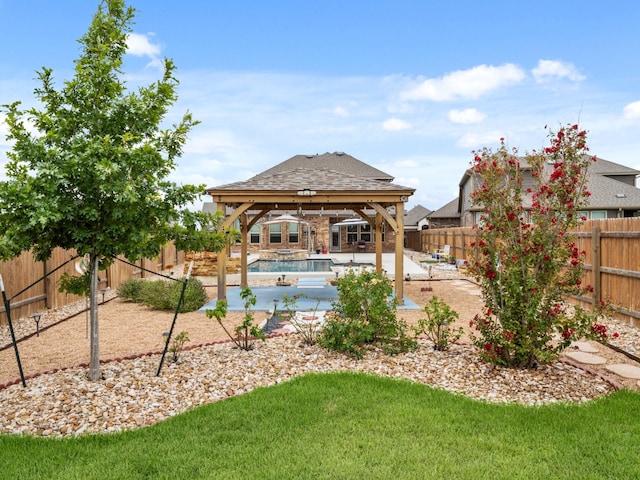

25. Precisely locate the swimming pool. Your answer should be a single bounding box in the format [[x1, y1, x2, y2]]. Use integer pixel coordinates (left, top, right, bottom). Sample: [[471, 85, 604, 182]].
[[248, 259, 334, 273]]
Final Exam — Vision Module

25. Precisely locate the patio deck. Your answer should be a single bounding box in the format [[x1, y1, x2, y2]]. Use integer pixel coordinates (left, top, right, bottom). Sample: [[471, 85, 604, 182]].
[[199, 284, 419, 312], [198, 252, 425, 312]]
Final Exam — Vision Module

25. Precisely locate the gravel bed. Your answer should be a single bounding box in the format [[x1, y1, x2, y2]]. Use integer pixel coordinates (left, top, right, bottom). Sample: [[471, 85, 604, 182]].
[[0, 262, 638, 438], [0, 335, 617, 437]]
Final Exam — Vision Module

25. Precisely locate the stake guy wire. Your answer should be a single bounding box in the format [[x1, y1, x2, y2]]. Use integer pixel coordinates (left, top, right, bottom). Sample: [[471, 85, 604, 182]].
[[156, 261, 194, 376]]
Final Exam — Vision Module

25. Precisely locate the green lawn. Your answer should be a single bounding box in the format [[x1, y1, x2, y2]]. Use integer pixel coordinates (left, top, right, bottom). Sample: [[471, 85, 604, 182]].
[[1, 372, 638, 479]]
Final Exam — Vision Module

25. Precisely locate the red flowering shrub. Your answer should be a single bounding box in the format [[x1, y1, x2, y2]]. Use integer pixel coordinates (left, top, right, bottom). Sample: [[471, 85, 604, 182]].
[[468, 124, 610, 368]]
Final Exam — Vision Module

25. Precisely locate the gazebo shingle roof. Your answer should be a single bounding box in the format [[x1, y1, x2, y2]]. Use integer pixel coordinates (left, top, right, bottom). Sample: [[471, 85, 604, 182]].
[[211, 167, 414, 192], [254, 152, 395, 182]]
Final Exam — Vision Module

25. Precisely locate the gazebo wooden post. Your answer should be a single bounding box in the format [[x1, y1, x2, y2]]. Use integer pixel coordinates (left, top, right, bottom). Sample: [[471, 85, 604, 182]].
[[395, 201, 405, 305], [240, 212, 248, 288], [217, 202, 228, 301], [375, 212, 383, 274]]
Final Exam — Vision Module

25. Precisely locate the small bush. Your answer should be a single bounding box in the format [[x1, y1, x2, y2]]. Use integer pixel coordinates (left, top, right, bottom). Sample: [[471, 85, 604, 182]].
[[206, 287, 266, 350], [319, 270, 416, 358], [281, 293, 321, 346], [117, 277, 207, 312], [168, 331, 190, 363], [170, 277, 208, 312], [117, 278, 146, 303], [414, 296, 463, 351], [139, 280, 173, 310]]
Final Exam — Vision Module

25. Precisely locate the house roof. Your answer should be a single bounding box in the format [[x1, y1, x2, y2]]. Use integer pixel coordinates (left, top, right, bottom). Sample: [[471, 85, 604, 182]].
[[427, 198, 460, 218], [458, 155, 640, 211], [254, 152, 395, 182], [587, 172, 640, 209], [404, 205, 431, 226]]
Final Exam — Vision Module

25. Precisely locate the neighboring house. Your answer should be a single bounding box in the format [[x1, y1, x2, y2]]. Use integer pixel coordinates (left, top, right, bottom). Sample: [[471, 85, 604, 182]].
[[404, 204, 431, 231], [205, 152, 414, 253], [429, 156, 640, 228], [426, 198, 461, 229]]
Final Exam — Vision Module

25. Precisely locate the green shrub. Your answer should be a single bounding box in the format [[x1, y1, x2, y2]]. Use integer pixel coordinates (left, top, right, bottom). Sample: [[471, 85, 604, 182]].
[[319, 270, 416, 358], [171, 276, 208, 313], [117, 277, 207, 312], [414, 296, 463, 351], [168, 330, 190, 363], [116, 278, 146, 303], [206, 287, 266, 350]]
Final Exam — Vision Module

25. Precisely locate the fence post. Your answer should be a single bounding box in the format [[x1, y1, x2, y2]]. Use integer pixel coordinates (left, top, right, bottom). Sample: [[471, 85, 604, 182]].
[[592, 225, 601, 307], [43, 258, 52, 309]]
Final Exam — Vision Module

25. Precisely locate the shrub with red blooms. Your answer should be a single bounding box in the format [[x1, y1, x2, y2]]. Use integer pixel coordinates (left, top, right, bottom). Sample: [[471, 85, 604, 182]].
[[467, 124, 612, 368]]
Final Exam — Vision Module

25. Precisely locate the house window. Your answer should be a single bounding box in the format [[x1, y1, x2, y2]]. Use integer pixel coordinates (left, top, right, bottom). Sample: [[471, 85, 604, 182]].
[[360, 224, 371, 242], [347, 225, 358, 244], [250, 225, 260, 244], [474, 212, 486, 226], [288, 223, 299, 243], [269, 224, 282, 244], [590, 211, 607, 220]]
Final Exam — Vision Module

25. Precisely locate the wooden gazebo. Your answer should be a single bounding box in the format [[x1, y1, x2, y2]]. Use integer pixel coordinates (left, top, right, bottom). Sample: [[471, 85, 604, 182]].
[[206, 153, 415, 304]]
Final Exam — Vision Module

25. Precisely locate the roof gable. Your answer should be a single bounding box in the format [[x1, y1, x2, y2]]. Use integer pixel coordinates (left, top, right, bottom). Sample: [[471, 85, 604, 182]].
[[405, 205, 431, 225], [428, 198, 460, 218]]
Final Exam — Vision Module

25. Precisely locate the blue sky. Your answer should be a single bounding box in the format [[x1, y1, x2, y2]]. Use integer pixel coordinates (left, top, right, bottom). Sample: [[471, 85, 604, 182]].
[[1, 0, 640, 212]]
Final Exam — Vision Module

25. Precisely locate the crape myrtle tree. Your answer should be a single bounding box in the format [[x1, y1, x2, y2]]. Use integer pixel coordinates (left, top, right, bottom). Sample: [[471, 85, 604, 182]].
[[0, 0, 231, 380], [468, 124, 612, 368]]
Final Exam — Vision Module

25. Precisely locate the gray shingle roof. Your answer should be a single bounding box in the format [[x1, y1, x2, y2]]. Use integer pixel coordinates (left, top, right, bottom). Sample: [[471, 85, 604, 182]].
[[210, 167, 414, 192], [404, 205, 431, 226], [428, 198, 460, 218], [587, 172, 640, 209], [457, 155, 640, 212], [254, 152, 395, 182]]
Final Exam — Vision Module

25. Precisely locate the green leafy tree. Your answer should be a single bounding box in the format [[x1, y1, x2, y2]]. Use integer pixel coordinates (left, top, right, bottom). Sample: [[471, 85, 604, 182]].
[[0, 0, 230, 380]]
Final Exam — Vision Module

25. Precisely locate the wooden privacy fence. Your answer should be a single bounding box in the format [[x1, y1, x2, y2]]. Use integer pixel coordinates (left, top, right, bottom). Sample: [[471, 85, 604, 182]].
[[418, 218, 640, 325], [0, 244, 184, 326]]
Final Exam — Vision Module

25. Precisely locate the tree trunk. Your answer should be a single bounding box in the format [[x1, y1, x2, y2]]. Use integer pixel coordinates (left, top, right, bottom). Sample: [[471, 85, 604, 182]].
[[88, 253, 100, 381]]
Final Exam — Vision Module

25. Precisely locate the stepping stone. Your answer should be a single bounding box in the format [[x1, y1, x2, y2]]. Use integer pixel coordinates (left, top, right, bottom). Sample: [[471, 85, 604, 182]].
[[565, 351, 607, 365], [605, 364, 640, 379], [571, 341, 600, 353]]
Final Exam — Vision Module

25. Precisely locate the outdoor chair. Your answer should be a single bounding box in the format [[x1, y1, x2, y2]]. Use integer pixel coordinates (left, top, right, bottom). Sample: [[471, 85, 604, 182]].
[[433, 245, 450, 262]]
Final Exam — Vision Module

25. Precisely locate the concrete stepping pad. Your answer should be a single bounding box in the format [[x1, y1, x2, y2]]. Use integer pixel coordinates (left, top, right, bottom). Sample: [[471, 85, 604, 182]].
[[565, 351, 607, 365], [605, 364, 640, 379], [571, 341, 600, 353]]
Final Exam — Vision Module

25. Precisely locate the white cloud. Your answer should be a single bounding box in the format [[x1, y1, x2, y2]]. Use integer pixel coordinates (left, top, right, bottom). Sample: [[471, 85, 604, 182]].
[[400, 64, 525, 102], [623, 100, 640, 119], [457, 131, 505, 149], [333, 105, 350, 118], [448, 108, 486, 124], [383, 117, 412, 131], [126, 32, 163, 68], [532, 59, 585, 83], [395, 175, 420, 188], [394, 159, 420, 168]]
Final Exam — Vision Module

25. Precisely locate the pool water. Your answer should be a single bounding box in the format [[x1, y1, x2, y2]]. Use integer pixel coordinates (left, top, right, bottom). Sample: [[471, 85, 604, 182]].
[[248, 259, 334, 273]]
